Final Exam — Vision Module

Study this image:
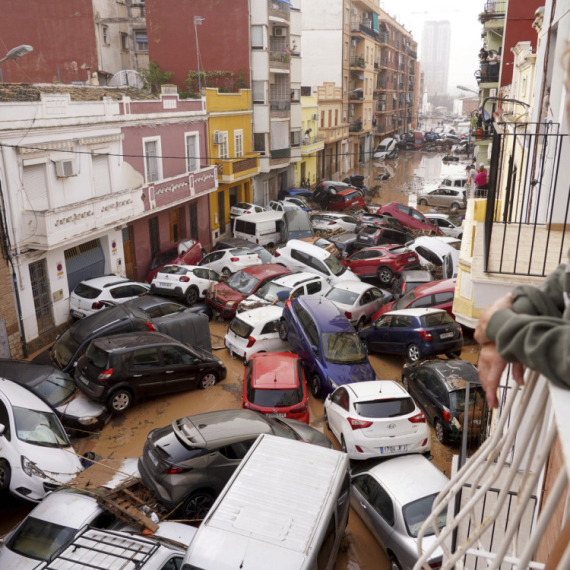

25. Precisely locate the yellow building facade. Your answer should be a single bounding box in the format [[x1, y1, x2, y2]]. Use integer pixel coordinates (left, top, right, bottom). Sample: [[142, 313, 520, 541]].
[[294, 93, 325, 187], [205, 88, 260, 241]]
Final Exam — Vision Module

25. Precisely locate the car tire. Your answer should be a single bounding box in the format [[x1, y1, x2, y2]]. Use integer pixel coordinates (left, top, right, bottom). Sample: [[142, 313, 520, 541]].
[[389, 555, 403, 570], [199, 371, 218, 390], [278, 319, 289, 341], [451, 202, 460, 212], [185, 286, 199, 306], [310, 374, 322, 399], [221, 267, 231, 277], [418, 199, 428, 206], [377, 266, 393, 285], [341, 435, 347, 454], [407, 344, 422, 362], [107, 389, 133, 414], [435, 419, 447, 444], [181, 491, 215, 521], [446, 351, 461, 359], [0, 459, 11, 491], [356, 318, 365, 332]]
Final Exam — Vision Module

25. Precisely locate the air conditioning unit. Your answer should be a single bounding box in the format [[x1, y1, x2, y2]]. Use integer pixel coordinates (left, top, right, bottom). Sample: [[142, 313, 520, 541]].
[[55, 159, 78, 178], [213, 131, 227, 145], [312, 113, 319, 121], [274, 27, 287, 37]]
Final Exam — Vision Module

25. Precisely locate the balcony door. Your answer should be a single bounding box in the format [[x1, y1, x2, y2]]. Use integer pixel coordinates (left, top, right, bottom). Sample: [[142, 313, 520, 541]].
[[29, 259, 55, 335]]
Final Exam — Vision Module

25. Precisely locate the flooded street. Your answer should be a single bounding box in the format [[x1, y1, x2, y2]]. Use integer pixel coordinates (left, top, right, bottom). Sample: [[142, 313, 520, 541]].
[[0, 151, 479, 570]]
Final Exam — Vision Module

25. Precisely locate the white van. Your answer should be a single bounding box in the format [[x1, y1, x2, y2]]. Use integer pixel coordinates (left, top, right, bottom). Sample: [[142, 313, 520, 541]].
[[234, 210, 284, 248], [181, 434, 350, 570]]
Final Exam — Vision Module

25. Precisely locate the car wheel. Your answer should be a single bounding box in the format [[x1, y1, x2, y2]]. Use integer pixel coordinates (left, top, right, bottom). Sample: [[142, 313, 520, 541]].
[[278, 319, 289, 341], [185, 286, 199, 306], [377, 266, 393, 285], [0, 459, 11, 491], [407, 344, 422, 362], [341, 435, 347, 454], [221, 267, 231, 277], [107, 389, 133, 414], [451, 202, 460, 212], [199, 371, 218, 390], [435, 419, 447, 444], [402, 376, 409, 391], [310, 374, 322, 399], [356, 318, 365, 332], [181, 491, 215, 521], [389, 555, 403, 570], [418, 199, 428, 206], [446, 351, 462, 359]]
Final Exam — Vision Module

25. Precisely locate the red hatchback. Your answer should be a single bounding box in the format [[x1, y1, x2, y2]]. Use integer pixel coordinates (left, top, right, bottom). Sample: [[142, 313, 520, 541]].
[[206, 264, 291, 319], [378, 202, 441, 235], [146, 239, 205, 283], [341, 245, 420, 286], [242, 352, 310, 424], [372, 278, 457, 321], [328, 189, 366, 211]]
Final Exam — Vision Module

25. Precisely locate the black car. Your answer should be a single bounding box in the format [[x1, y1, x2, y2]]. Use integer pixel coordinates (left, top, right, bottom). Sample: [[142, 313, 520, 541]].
[[329, 232, 359, 258], [75, 332, 227, 413], [401, 359, 484, 444], [211, 237, 273, 264], [392, 270, 434, 299], [355, 213, 407, 234], [354, 227, 411, 251], [50, 304, 156, 373], [0, 360, 110, 432], [122, 296, 191, 319]]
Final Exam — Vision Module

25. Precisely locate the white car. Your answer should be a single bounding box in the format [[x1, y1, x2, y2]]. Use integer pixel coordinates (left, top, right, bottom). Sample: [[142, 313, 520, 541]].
[[424, 213, 463, 238], [324, 282, 391, 330], [310, 212, 358, 232], [230, 202, 266, 219], [268, 200, 303, 212], [406, 236, 460, 277], [271, 239, 360, 285], [70, 276, 150, 319], [283, 196, 310, 209], [225, 305, 289, 360], [150, 264, 220, 305], [238, 272, 330, 313], [324, 380, 431, 460], [0, 378, 83, 503], [199, 247, 262, 276]]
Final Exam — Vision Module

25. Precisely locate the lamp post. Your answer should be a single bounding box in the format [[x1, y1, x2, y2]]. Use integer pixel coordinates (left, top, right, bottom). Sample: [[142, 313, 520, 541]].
[[193, 17, 205, 94], [0, 44, 33, 65]]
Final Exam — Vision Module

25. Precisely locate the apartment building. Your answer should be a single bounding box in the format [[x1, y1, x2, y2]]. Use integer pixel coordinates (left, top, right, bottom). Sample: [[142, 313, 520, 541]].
[[421, 21, 451, 97], [296, 91, 325, 187]]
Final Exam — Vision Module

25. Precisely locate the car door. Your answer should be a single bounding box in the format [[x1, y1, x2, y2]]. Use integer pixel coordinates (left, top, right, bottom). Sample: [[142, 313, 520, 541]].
[[413, 369, 437, 422], [110, 284, 148, 304], [199, 251, 224, 273], [192, 268, 216, 297], [368, 315, 392, 352], [257, 319, 285, 352], [126, 347, 164, 398], [357, 289, 375, 323], [207, 438, 257, 494], [306, 278, 326, 297], [346, 250, 371, 275], [389, 315, 410, 354], [434, 291, 455, 316], [409, 293, 434, 310], [429, 189, 444, 207], [160, 345, 199, 393], [365, 288, 387, 320], [341, 216, 358, 231], [328, 387, 350, 440], [0, 397, 16, 473]]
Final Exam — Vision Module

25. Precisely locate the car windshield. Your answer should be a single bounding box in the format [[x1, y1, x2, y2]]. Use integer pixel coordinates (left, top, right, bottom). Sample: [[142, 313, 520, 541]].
[[322, 332, 368, 364], [7, 516, 77, 561], [234, 202, 251, 210], [448, 241, 461, 251], [256, 281, 290, 302], [229, 317, 254, 339], [85, 343, 110, 369], [256, 249, 273, 264], [13, 406, 70, 448], [324, 255, 346, 277], [226, 271, 260, 295], [247, 381, 303, 408], [326, 288, 359, 306], [403, 493, 448, 538], [422, 312, 455, 327], [394, 289, 416, 310], [449, 387, 485, 412], [355, 397, 415, 418], [33, 372, 76, 408], [151, 248, 178, 269], [52, 329, 81, 368]]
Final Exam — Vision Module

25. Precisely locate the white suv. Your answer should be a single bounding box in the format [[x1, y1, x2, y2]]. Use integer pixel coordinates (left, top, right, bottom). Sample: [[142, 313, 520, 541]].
[[70, 276, 149, 319], [198, 247, 262, 276], [150, 265, 220, 305]]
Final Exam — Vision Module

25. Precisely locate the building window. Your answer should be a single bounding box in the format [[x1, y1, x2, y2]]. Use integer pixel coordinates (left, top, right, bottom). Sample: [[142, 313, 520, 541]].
[[103, 26, 110, 45], [135, 31, 148, 51], [291, 88, 300, 102], [251, 25, 264, 49], [254, 133, 266, 154], [344, 42, 348, 61], [234, 130, 244, 158], [301, 86, 311, 97], [143, 138, 161, 183], [218, 132, 229, 159], [343, 110, 347, 123], [149, 217, 160, 259], [320, 111, 325, 128], [185, 133, 200, 172], [252, 80, 265, 104], [291, 130, 301, 147], [335, 109, 339, 126], [23, 163, 49, 210], [344, 75, 348, 93], [29, 258, 55, 335], [121, 33, 129, 50]]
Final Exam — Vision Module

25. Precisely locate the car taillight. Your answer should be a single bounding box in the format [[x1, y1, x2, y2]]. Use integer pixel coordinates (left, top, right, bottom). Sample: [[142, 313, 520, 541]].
[[290, 402, 308, 413], [347, 417, 373, 430], [92, 302, 103, 310], [345, 311, 352, 319], [422, 438, 428, 447], [328, 221, 335, 225], [408, 412, 426, 423], [230, 257, 239, 262], [458, 327, 463, 336], [428, 562, 442, 570], [355, 445, 364, 453], [98, 368, 113, 381], [163, 465, 190, 474], [146, 321, 157, 332], [274, 251, 281, 257], [246, 211, 252, 214], [246, 336, 256, 348], [419, 329, 433, 341], [179, 276, 190, 282], [442, 410, 452, 422]]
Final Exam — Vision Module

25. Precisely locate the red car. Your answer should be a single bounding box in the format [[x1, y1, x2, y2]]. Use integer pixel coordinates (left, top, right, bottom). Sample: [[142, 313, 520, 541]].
[[242, 352, 310, 424], [372, 278, 457, 321], [328, 188, 367, 211], [146, 238, 205, 283], [378, 202, 441, 235], [341, 245, 420, 286], [206, 264, 291, 319]]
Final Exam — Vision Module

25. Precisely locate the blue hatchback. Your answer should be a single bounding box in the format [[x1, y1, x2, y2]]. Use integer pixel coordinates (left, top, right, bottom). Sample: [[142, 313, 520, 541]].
[[358, 308, 463, 362], [279, 296, 376, 399], [277, 187, 314, 201]]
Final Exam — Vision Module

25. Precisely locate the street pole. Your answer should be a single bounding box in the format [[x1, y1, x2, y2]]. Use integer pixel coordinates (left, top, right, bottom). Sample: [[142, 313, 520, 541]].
[[194, 17, 204, 94]]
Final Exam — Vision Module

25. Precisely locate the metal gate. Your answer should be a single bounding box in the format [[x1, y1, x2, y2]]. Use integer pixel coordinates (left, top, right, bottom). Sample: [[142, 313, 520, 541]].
[[64, 239, 105, 293], [29, 259, 55, 335]]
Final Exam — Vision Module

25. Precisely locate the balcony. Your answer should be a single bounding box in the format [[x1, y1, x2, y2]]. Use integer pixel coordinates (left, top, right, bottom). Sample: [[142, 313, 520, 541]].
[[350, 16, 380, 42], [349, 120, 363, 133], [479, 0, 507, 23], [268, 0, 290, 21], [376, 101, 386, 112], [269, 37, 291, 71], [301, 134, 325, 154], [270, 147, 291, 159], [375, 125, 385, 134], [408, 47, 417, 58], [349, 90, 364, 101], [349, 55, 367, 69], [320, 124, 349, 144], [213, 153, 260, 184], [269, 99, 291, 118]]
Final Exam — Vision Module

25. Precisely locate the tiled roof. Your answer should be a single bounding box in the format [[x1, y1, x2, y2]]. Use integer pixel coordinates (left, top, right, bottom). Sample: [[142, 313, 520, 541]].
[[0, 83, 158, 102]]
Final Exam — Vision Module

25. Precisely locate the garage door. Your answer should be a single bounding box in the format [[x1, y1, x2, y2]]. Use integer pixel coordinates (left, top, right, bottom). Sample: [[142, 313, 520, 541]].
[[65, 239, 105, 293]]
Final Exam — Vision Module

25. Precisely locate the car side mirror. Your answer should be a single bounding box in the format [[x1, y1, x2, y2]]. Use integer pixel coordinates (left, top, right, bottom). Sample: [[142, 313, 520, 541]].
[[0, 424, 5, 436], [311, 345, 318, 353]]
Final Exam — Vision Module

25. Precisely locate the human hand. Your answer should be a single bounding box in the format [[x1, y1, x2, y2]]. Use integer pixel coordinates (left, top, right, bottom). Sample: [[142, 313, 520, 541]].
[[474, 293, 515, 345], [478, 343, 525, 408]]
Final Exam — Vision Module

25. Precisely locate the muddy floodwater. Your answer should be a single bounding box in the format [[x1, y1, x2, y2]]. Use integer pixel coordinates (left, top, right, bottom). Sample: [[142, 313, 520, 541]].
[[0, 151, 480, 570]]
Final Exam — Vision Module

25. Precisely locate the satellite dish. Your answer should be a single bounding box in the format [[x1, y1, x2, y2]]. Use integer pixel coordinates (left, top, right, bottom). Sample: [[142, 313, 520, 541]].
[[109, 70, 145, 90]]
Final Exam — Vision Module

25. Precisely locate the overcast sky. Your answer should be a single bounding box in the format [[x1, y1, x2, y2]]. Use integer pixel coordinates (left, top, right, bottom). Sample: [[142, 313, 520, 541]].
[[380, 0, 483, 96]]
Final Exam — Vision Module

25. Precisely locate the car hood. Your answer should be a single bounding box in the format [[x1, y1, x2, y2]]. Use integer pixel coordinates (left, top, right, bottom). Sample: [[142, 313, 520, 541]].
[[325, 360, 376, 386], [55, 392, 108, 422], [279, 419, 333, 449], [18, 440, 83, 478], [333, 268, 361, 284], [210, 283, 245, 304]]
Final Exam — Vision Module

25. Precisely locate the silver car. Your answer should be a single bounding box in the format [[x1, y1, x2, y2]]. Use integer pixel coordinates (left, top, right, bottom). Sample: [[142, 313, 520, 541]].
[[418, 187, 466, 211], [351, 454, 448, 570]]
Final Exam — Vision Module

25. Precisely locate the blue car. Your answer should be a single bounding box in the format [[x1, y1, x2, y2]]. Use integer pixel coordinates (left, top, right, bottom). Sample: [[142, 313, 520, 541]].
[[277, 187, 314, 201], [279, 296, 376, 399], [358, 308, 463, 362]]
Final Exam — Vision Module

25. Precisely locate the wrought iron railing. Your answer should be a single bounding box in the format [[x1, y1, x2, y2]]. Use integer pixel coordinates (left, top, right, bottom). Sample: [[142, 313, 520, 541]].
[[479, 0, 507, 22], [267, 0, 290, 19]]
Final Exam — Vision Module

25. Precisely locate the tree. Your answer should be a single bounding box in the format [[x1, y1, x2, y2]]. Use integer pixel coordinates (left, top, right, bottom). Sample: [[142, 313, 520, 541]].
[[139, 62, 174, 93]]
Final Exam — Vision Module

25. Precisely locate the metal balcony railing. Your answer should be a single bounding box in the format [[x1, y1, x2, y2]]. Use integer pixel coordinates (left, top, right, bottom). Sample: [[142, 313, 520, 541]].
[[349, 121, 363, 133], [268, 0, 290, 20], [408, 48, 417, 58], [301, 134, 325, 146], [479, 0, 507, 22], [478, 62, 500, 83], [269, 100, 291, 111], [350, 55, 367, 69]]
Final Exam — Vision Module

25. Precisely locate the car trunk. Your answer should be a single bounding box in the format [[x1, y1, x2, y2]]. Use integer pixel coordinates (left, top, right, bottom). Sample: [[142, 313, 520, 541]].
[[71, 283, 102, 312], [355, 397, 419, 438], [388, 247, 417, 265], [154, 312, 212, 352], [226, 317, 254, 351]]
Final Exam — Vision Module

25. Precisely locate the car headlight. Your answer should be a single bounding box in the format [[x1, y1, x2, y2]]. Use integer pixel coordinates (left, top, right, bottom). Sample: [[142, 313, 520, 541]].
[[21, 456, 46, 479], [226, 301, 236, 307], [328, 377, 339, 390], [78, 417, 99, 426]]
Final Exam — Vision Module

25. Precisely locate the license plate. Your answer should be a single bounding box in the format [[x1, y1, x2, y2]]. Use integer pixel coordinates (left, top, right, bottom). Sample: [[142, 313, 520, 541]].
[[407, 257, 416, 262], [381, 445, 407, 453], [148, 449, 159, 467], [440, 332, 455, 339], [266, 413, 286, 418], [79, 375, 89, 386], [71, 310, 84, 318], [160, 282, 172, 287]]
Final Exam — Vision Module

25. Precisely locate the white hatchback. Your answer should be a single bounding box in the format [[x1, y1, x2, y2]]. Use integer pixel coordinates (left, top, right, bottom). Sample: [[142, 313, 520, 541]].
[[324, 380, 431, 461], [424, 213, 463, 238], [199, 247, 262, 276], [225, 305, 289, 360], [230, 202, 266, 219], [0, 378, 83, 503], [150, 265, 220, 305], [310, 212, 358, 232], [69, 276, 150, 319]]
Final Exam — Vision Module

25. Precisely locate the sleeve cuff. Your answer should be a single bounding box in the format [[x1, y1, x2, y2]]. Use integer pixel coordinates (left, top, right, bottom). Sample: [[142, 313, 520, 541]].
[[486, 308, 515, 342]]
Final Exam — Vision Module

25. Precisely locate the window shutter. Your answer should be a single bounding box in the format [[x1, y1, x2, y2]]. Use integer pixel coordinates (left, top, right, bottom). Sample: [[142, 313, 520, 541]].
[[251, 26, 263, 48], [23, 164, 49, 211], [252, 81, 265, 103], [92, 155, 111, 196]]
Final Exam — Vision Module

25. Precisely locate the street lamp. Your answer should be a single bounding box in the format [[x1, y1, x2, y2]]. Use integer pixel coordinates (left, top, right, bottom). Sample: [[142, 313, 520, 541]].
[[0, 45, 33, 65], [193, 17, 205, 93]]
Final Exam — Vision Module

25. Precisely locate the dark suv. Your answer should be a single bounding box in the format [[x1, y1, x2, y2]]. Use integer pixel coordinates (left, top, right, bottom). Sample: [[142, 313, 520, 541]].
[[354, 226, 411, 251], [138, 409, 332, 520], [75, 332, 226, 413], [401, 359, 484, 444]]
